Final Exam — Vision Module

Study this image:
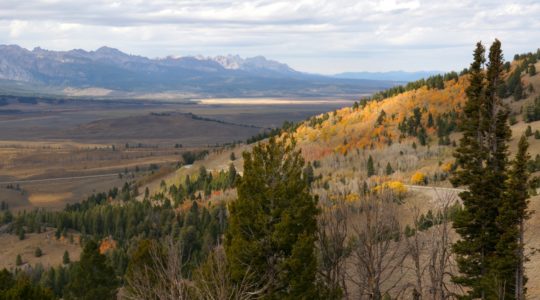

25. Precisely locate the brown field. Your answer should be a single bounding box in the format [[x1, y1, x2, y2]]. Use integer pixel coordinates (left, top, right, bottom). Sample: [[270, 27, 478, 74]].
[[0, 97, 348, 210], [0, 228, 81, 270], [28, 192, 73, 204]]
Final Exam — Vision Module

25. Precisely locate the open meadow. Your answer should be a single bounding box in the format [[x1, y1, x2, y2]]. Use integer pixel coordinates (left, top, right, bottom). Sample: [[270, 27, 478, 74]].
[[0, 96, 351, 210]]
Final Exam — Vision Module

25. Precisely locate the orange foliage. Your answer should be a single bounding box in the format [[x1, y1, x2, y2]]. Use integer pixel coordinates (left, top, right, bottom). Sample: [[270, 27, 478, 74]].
[[292, 77, 468, 158], [411, 172, 427, 185], [99, 237, 117, 254]]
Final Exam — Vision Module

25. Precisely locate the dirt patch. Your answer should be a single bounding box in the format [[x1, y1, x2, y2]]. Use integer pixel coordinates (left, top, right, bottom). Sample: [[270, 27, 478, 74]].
[[29, 192, 73, 204]]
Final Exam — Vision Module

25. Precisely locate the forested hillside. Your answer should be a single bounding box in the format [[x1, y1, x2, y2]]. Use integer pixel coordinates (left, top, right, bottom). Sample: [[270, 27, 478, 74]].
[[2, 43, 540, 299]]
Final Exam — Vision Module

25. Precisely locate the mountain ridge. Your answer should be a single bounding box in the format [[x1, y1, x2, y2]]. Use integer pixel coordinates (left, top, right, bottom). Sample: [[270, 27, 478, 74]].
[[0, 44, 399, 98]]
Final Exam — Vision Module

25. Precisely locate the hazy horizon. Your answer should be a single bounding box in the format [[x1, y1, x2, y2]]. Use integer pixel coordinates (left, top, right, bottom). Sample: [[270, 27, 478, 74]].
[[1, 0, 538, 74], [2, 43, 446, 76]]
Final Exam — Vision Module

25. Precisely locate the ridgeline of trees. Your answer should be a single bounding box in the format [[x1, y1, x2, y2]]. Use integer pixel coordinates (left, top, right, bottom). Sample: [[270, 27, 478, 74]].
[[358, 71, 459, 103], [156, 164, 238, 205], [246, 121, 299, 144]]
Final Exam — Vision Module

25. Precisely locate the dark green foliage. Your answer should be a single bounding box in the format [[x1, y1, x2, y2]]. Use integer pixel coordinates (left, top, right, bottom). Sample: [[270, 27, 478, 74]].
[[524, 96, 540, 122], [513, 80, 524, 101], [63, 251, 70, 265], [10, 190, 227, 278], [364, 71, 459, 102], [417, 126, 428, 146], [528, 154, 540, 172], [495, 136, 530, 299], [452, 40, 524, 299], [385, 162, 394, 175], [226, 136, 320, 299], [303, 162, 315, 186], [367, 155, 375, 177], [0, 274, 56, 300], [504, 51, 539, 99], [510, 115, 518, 125], [0, 269, 15, 293], [307, 113, 330, 128], [525, 125, 533, 137], [529, 64, 536, 76], [15, 255, 22, 266], [506, 69, 522, 99], [34, 248, 42, 258], [376, 109, 386, 126], [182, 150, 209, 164], [167, 164, 238, 204], [230, 151, 236, 161], [64, 240, 118, 300], [247, 120, 299, 145], [451, 40, 492, 296], [397, 106, 457, 144]]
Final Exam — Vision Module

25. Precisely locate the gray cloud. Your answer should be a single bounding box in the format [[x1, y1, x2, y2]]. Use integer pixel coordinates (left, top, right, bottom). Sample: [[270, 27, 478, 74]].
[[0, 0, 538, 73]]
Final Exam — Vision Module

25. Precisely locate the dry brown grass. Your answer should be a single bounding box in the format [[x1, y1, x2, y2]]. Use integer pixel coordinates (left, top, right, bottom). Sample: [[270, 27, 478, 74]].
[[0, 228, 81, 270], [28, 192, 73, 204]]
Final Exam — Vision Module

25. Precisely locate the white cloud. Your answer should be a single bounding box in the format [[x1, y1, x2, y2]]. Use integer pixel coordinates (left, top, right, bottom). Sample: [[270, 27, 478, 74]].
[[0, 0, 538, 73]]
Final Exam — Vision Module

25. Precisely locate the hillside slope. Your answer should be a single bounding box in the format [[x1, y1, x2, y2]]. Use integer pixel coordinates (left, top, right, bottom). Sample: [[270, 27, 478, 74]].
[[137, 49, 540, 298]]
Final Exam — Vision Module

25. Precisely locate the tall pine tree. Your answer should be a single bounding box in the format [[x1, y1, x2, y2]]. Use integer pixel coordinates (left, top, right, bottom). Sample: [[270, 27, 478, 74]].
[[367, 155, 375, 177], [451, 42, 489, 297], [451, 40, 513, 299], [225, 136, 320, 299], [496, 135, 530, 300], [484, 39, 513, 298]]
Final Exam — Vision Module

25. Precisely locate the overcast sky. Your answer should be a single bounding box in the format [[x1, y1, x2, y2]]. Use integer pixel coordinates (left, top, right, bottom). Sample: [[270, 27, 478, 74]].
[[0, 0, 538, 74]]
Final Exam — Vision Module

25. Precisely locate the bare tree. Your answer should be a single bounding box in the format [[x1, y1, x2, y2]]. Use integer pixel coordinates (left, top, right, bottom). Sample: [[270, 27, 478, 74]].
[[348, 189, 408, 299], [426, 191, 459, 300], [123, 238, 192, 300], [405, 206, 427, 299], [193, 246, 267, 300], [317, 196, 351, 298]]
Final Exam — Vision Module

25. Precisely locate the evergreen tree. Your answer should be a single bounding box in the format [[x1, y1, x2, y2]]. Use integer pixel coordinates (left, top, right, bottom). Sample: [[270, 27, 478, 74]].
[[226, 136, 320, 299], [64, 240, 118, 300], [15, 254, 22, 266], [451, 41, 491, 298], [418, 126, 428, 146], [303, 162, 315, 186], [0, 269, 15, 293], [34, 247, 43, 258], [513, 80, 524, 101], [525, 125, 533, 137], [63, 251, 70, 265], [2, 275, 55, 300], [427, 112, 434, 127], [228, 163, 237, 187], [452, 40, 516, 299], [385, 162, 394, 175], [367, 155, 375, 177], [528, 64, 536, 76], [496, 135, 530, 300]]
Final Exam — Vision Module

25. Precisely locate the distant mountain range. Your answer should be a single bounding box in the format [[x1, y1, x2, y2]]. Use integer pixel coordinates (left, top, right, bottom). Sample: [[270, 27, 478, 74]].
[[0, 45, 402, 99], [333, 71, 442, 82]]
